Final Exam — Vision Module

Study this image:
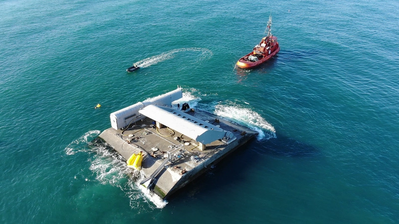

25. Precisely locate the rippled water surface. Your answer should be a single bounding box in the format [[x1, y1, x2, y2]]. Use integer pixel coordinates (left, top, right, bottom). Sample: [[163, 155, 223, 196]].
[[1, 0, 399, 223]]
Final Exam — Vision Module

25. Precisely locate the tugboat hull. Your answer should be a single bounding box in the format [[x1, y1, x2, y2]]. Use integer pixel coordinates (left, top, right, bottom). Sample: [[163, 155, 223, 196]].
[[236, 44, 280, 69]]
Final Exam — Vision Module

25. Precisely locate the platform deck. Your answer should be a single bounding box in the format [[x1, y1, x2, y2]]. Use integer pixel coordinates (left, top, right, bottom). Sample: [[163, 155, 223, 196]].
[[99, 109, 257, 198]]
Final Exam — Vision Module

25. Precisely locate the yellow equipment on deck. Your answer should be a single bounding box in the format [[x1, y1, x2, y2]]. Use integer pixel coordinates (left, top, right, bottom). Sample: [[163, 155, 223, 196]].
[[127, 152, 143, 170]]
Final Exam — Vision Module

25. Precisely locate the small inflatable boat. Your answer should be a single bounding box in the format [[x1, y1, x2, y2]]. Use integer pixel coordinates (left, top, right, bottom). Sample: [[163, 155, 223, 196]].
[[126, 65, 140, 72]]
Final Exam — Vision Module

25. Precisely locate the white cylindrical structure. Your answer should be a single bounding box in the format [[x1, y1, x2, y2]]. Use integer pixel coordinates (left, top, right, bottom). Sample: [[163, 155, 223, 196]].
[[110, 88, 183, 130]]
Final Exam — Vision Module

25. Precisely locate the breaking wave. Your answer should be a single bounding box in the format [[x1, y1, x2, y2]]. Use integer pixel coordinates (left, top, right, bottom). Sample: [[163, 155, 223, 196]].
[[134, 48, 213, 68]]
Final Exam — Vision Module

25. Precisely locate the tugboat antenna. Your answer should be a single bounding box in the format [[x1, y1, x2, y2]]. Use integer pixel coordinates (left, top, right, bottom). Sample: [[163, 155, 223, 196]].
[[265, 15, 272, 37]]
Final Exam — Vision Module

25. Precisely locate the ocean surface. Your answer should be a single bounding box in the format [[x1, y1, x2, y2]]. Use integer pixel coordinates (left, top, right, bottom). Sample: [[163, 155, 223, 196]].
[[1, 0, 399, 223]]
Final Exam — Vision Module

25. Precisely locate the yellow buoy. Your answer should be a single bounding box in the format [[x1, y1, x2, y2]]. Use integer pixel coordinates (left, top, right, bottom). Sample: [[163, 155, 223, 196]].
[[95, 104, 101, 109]]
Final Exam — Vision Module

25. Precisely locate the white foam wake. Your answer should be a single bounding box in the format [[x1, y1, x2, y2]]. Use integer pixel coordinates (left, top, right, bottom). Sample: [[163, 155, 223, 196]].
[[66, 131, 168, 209], [134, 48, 213, 68], [181, 89, 202, 108], [214, 104, 276, 140], [180, 88, 276, 140], [89, 153, 168, 209], [65, 130, 101, 155]]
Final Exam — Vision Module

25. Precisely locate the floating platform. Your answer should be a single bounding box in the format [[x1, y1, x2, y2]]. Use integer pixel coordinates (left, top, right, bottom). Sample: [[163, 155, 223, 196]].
[[97, 88, 257, 199]]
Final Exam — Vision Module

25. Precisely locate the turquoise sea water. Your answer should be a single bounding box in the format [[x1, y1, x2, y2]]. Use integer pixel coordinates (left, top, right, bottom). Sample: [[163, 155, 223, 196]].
[[1, 0, 399, 223]]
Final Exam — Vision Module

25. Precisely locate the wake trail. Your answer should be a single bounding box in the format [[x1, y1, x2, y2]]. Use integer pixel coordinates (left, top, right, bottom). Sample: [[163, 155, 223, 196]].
[[134, 48, 213, 68]]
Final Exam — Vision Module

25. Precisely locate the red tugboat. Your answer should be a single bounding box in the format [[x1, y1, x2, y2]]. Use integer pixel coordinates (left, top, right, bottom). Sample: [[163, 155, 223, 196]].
[[236, 16, 280, 69]]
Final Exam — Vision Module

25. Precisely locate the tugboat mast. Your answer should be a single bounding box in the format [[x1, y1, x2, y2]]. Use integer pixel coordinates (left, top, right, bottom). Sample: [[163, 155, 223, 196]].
[[266, 15, 272, 37]]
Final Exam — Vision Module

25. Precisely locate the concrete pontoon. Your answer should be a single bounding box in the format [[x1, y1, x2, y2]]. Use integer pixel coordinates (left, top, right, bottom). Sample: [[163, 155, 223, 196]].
[[98, 88, 257, 199]]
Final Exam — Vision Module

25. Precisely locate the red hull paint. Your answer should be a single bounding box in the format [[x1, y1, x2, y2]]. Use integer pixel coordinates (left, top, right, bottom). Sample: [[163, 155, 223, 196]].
[[236, 36, 280, 69]]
